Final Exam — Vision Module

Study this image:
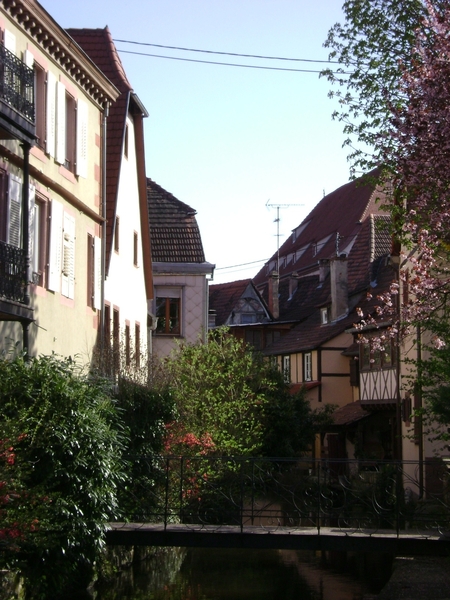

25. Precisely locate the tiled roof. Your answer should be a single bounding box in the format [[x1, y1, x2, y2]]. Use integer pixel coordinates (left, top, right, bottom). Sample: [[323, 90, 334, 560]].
[[262, 258, 397, 356], [209, 280, 253, 326], [147, 179, 206, 263], [332, 401, 369, 427], [66, 27, 133, 274], [253, 171, 389, 291], [263, 308, 358, 356]]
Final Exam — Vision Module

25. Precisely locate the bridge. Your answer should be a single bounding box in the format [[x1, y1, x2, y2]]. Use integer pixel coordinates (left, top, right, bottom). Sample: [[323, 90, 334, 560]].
[[106, 456, 450, 556]]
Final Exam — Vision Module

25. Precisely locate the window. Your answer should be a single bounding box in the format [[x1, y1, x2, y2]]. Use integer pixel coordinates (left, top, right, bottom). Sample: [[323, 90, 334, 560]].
[[30, 194, 48, 287], [104, 304, 111, 343], [244, 328, 262, 350], [0, 169, 8, 242], [64, 91, 76, 172], [113, 308, 120, 370], [48, 200, 75, 299], [360, 338, 395, 371], [304, 352, 312, 382], [114, 216, 119, 253], [156, 297, 181, 335], [133, 231, 138, 266], [34, 63, 46, 150], [320, 307, 329, 325], [282, 355, 291, 384], [135, 323, 140, 368], [125, 322, 130, 366]]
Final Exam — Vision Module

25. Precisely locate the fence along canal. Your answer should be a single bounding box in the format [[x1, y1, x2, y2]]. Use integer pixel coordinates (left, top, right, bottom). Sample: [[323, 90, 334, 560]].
[[107, 457, 450, 554]]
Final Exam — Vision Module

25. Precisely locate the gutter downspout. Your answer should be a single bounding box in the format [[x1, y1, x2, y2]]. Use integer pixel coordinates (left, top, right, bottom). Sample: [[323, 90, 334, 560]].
[[416, 325, 424, 497], [100, 102, 109, 347], [21, 141, 31, 355]]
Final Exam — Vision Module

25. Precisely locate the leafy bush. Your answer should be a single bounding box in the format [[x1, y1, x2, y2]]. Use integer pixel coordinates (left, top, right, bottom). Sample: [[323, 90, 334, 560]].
[[0, 354, 126, 598]]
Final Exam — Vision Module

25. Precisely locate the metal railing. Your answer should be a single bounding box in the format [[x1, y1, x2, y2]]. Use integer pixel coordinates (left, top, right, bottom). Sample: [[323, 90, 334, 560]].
[[116, 456, 450, 537], [0, 45, 34, 122], [0, 241, 27, 303]]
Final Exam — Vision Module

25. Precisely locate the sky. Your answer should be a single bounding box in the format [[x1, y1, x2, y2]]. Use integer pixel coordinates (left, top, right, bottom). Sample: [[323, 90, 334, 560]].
[[40, 0, 351, 284]]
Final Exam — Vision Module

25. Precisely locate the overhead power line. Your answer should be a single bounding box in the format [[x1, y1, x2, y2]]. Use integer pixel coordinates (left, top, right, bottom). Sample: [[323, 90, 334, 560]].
[[113, 39, 352, 74], [216, 259, 268, 271], [116, 49, 337, 73], [113, 39, 340, 64]]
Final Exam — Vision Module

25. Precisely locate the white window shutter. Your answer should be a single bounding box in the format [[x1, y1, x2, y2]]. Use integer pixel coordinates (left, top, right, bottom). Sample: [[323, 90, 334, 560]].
[[48, 199, 63, 292], [28, 184, 36, 258], [61, 212, 75, 299], [93, 236, 102, 310], [24, 49, 34, 68], [7, 175, 22, 248], [76, 98, 88, 178], [46, 71, 56, 157], [4, 30, 16, 54], [55, 81, 66, 165]]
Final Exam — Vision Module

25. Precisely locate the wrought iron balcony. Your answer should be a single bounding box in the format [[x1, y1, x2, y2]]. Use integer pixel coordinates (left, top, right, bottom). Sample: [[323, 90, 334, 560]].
[[0, 240, 27, 304], [0, 45, 35, 142]]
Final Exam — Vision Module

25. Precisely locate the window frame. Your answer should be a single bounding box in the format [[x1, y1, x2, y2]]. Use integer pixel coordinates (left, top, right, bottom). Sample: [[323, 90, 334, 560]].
[[303, 351, 312, 382], [360, 337, 396, 371], [282, 355, 291, 384], [155, 296, 181, 336]]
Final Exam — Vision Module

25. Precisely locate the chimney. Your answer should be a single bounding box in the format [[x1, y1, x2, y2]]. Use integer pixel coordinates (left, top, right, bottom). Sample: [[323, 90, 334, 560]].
[[289, 271, 300, 299], [318, 259, 330, 283], [330, 255, 348, 321], [268, 271, 279, 319]]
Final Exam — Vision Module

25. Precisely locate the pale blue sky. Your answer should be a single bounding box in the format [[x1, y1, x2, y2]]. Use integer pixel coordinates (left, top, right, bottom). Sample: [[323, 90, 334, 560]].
[[40, 0, 350, 284]]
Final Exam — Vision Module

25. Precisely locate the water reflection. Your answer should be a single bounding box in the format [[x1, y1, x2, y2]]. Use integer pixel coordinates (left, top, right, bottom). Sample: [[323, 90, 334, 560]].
[[95, 548, 376, 600]]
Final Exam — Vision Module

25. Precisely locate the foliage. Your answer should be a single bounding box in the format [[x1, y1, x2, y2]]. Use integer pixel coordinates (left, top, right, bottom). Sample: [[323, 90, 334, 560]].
[[114, 378, 175, 520], [164, 328, 326, 458], [323, 0, 426, 177], [0, 354, 126, 598], [324, 1, 450, 427]]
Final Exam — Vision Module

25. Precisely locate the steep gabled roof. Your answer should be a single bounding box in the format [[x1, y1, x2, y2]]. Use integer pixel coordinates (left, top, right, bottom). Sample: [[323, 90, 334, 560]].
[[253, 171, 389, 291], [147, 179, 206, 263], [67, 27, 149, 276], [209, 279, 270, 326]]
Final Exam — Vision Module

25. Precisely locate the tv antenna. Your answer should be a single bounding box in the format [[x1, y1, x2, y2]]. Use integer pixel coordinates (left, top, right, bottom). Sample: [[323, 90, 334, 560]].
[[266, 201, 304, 275]]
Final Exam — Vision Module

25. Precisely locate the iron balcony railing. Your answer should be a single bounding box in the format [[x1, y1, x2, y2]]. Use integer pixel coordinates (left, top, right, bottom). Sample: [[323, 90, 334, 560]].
[[116, 456, 450, 537], [0, 241, 27, 303], [0, 45, 34, 123]]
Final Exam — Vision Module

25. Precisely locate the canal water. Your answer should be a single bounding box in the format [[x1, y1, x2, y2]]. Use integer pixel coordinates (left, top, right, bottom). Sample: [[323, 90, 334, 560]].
[[93, 548, 390, 599]]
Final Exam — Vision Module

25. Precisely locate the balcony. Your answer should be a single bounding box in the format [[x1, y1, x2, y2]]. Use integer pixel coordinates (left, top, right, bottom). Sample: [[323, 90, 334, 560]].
[[0, 240, 32, 322], [0, 45, 35, 143]]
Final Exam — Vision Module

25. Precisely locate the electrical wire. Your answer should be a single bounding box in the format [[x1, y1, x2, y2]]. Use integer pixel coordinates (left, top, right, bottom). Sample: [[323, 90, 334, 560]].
[[216, 259, 268, 271], [113, 39, 340, 64], [113, 39, 352, 73], [116, 49, 346, 73]]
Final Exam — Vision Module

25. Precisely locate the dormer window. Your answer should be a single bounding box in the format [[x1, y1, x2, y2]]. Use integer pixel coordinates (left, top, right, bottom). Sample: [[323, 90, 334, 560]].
[[321, 307, 329, 324]]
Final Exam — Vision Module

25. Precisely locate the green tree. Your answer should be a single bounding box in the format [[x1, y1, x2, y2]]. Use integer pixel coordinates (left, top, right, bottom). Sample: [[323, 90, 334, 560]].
[[164, 328, 326, 457], [0, 354, 126, 598], [323, 0, 425, 176], [323, 1, 450, 431]]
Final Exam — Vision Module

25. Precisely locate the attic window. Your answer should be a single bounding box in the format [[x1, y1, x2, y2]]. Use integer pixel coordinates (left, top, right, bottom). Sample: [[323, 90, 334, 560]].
[[321, 307, 329, 325]]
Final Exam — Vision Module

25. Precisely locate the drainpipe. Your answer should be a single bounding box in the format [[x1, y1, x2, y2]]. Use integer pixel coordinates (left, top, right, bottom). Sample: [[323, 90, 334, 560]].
[[416, 325, 424, 497], [100, 102, 109, 347], [21, 141, 31, 355]]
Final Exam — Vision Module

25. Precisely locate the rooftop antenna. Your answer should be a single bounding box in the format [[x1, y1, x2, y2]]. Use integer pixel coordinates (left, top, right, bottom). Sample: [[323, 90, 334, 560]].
[[266, 201, 304, 275]]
